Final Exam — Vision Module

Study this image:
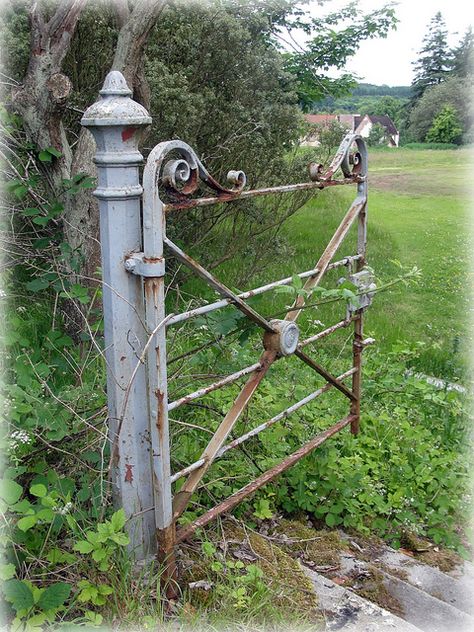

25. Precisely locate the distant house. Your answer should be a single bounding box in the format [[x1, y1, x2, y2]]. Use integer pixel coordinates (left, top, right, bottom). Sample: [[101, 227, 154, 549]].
[[354, 114, 399, 147], [302, 112, 399, 147]]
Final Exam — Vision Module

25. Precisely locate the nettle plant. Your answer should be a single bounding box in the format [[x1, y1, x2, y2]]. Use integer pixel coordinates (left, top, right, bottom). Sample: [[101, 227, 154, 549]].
[[1, 122, 132, 627], [0, 472, 130, 629]]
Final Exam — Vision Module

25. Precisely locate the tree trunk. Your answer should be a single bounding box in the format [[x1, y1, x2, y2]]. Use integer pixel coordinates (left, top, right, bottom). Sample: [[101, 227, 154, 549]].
[[11, 0, 87, 192], [63, 0, 167, 287]]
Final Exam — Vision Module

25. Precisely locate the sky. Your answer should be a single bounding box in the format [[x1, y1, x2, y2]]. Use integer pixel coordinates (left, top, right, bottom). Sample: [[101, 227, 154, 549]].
[[307, 0, 474, 86]]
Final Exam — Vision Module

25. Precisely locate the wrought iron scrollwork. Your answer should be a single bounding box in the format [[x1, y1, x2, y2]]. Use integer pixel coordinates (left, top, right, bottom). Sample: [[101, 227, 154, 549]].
[[309, 133, 368, 182], [147, 139, 247, 198]]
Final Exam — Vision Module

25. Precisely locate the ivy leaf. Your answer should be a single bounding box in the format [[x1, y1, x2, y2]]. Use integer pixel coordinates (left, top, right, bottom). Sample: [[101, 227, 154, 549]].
[[38, 150, 53, 162], [0, 563, 16, 581], [110, 508, 126, 532], [26, 278, 50, 292], [3, 579, 34, 612], [0, 479, 23, 505], [37, 582, 71, 610], [325, 513, 337, 527], [32, 216, 50, 226], [38, 147, 61, 162], [110, 532, 129, 546], [292, 274, 303, 290], [46, 146, 61, 158]]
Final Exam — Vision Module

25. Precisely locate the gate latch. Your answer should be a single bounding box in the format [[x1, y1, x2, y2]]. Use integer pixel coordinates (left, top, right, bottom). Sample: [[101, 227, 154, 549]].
[[346, 267, 376, 314]]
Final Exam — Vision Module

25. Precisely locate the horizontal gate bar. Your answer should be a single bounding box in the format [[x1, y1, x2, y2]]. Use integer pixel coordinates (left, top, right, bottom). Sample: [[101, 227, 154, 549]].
[[164, 176, 364, 212], [170, 459, 206, 484], [164, 237, 274, 333], [298, 315, 358, 348], [170, 367, 356, 484], [166, 255, 362, 327], [175, 413, 356, 542], [217, 367, 357, 457], [168, 362, 262, 411]]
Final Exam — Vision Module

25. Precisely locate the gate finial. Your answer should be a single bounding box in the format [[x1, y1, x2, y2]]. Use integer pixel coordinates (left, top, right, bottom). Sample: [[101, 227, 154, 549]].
[[82, 71, 151, 128]]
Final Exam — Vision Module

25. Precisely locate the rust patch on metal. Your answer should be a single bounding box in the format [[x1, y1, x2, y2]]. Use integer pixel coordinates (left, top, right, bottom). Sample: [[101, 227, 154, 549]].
[[124, 464, 134, 484], [156, 524, 178, 600]]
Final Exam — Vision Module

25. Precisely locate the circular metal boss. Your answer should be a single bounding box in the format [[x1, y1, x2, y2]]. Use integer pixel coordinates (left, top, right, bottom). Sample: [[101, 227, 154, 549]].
[[264, 319, 300, 356]]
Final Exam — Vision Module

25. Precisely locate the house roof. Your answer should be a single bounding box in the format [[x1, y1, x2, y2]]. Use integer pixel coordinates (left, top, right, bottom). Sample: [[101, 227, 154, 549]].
[[356, 114, 398, 135], [338, 114, 357, 129], [368, 115, 398, 135], [304, 114, 337, 125], [304, 112, 399, 138]]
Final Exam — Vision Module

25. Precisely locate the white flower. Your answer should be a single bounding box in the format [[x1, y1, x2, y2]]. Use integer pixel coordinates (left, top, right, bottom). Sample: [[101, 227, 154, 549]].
[[10, 429, 32, 444], [57, 502, 73, 515]]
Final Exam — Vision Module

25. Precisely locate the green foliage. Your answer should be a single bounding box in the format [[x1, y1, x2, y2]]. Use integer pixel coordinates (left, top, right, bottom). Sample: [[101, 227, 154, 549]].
[[403, 142, 460, 150], [73, 508, 129, 571], [3, 579, 73, 632], [426, 105, 463, 144], [367, 122, 388, 146], [407, 77, 472, 143], [411, 12, 453, 102], [281, 4, 397, 109], [451, 27, 474, 78], [304, 119, 349, 155]]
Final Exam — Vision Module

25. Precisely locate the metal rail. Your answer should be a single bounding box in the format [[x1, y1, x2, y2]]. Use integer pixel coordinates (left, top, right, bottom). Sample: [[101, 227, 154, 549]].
[[166, 255, 361, 327], [176, 414, 357, 543], [170, 367, 357, 484]]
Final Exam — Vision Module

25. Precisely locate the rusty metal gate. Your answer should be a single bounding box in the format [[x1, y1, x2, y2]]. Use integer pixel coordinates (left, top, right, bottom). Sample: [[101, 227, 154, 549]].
[[82, 72, 375, 588]]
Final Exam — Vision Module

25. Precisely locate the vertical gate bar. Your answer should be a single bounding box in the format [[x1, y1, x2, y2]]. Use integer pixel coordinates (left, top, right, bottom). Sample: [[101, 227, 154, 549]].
[[81, 72, 154, 557], [142, 149, 176, 590], [350, 313, 363, 434], [351, 149, 368, 435]]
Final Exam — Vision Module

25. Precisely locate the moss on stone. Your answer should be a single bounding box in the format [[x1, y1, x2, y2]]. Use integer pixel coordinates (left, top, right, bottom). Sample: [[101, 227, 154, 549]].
[[222, 521, 321, 619], [178, 520, 322, 627], [350, 565, 404, 617], [270, 518, 346, 567], [400, 531, 462, 572]]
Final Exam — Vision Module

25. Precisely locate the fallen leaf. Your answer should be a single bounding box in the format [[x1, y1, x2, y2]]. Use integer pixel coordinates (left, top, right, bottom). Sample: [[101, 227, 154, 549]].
[[399, 548, 415, 557]]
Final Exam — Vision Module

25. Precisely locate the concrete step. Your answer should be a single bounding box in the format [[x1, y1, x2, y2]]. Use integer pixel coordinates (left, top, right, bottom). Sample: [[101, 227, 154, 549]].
[[338, 531, 474, 616], [381, 570, 474, 632], [303, 565, 422, 632], [367, 544, 474, 616], [337, 553, 474, 632]]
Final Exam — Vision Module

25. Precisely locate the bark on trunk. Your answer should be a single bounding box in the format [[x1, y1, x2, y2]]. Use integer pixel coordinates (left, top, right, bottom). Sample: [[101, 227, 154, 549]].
[[63, 0, 167, 287], [12, 0, 87, 191]]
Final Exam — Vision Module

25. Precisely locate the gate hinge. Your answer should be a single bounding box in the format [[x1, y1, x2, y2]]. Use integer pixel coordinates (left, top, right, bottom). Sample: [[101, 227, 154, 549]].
[[124, 252, 165, 277]]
